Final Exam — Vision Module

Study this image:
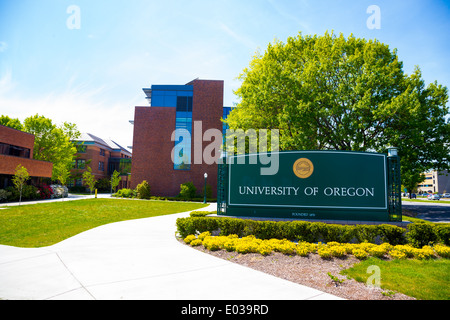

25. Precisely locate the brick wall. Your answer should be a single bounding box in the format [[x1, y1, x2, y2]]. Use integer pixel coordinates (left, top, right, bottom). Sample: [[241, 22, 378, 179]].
[[0, 154, 53, 178], [0, 124, 35, 158], [131, 79, 224, 197], [0, 125, 52, 178]]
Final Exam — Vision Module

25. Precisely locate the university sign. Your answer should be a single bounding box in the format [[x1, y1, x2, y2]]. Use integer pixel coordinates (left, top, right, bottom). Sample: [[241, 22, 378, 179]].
[[217, 150, 402, 222]]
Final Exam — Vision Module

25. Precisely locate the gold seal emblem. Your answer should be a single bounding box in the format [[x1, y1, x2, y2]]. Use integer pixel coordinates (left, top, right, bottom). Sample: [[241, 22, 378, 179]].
[[293, 158, 314, 179]]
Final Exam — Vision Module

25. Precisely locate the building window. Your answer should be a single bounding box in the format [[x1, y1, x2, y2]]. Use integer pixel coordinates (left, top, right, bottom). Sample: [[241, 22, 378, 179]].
[[76, 159, 86, 169], [98, 161, 105, 171], [0, 142, 31, 159], [77, 145, 87, 153], [174, 96, 193, 170], [100, 149, 105, 156]]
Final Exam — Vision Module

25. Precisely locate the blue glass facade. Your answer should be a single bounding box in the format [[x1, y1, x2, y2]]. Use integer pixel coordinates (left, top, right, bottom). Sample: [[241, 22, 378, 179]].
[[151, 85, 194, 170]]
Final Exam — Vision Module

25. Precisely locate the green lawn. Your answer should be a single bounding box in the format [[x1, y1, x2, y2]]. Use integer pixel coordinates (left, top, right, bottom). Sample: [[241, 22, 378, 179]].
[[0, 198, 207, 248], [341, 257, 450, 300]]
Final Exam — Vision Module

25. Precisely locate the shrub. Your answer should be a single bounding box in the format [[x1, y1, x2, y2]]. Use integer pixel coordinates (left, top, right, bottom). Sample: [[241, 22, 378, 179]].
[[257, 242, 273, 256], [407, 223, 437, 248], [198, 231, 211, 241], [113, 188, 136, 198], [317, 246, 332, 259], [435, 224, 450, 246], [190, 211, 214, 217], [175, 217, 450, 249], [379, 224, 407, 245], [434, 244, 450, 258], [95, 178, 111, 192], [354, 225, 380, 243], [0, 189, 11, 202], [412, 246, 435, 260], [184, 235, 196, 244], [50, 185, 68, 198], [135, 180, 151, 199], [179, 182, 196, 199], [295, 244, 310, 257], [38, 185, 53, 199], [368, 245, 388, 258], [389, 249, 407, 260], [353, 249, 369, 260], [190, 239, 203, 246]]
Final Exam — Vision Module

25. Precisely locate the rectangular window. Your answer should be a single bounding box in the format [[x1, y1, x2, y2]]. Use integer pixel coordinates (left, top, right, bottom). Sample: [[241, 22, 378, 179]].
[[100, 149, 105, 156], [76, 159, 86, 169], [174, 97, 193, 170], [77, 145, 87, 153], [0, 142, 31, 158], [99, 161, 104, 171]]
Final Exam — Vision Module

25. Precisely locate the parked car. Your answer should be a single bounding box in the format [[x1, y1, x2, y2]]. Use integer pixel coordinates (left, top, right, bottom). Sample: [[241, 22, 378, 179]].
[[442, 193, 450, 198], [427, 194, 440, 200]]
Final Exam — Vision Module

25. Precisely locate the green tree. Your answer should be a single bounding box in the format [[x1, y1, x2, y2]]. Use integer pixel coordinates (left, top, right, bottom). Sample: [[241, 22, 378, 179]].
[[22, 114, 80, 181], [110, 170, 120, 193], [12, 165, 30, 205], [55, 162, 71, 200], [135, 180, 151, 199], [82, 166, 96, 195], [0, 115, 23, 130], [226, 31, 450, 194]]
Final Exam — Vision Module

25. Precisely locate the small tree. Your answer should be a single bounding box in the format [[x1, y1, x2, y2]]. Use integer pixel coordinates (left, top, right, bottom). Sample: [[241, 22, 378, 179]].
[[110, 170, 120, 194], [82, 166, 96, 195], [56, 162, 71, 200], [135, 180, 151, 199], [12, 165, 30, 205], [179, 181, 197, 199]]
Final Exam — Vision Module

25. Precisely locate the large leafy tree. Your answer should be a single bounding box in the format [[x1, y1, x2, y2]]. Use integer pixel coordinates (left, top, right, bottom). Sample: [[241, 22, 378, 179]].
[[23, 114, 80, 181], [226, 32, 450, 194]]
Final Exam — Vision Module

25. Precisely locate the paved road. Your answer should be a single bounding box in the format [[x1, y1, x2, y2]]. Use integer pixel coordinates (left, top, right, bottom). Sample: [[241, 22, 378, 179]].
[[402, 200, 450, 223]]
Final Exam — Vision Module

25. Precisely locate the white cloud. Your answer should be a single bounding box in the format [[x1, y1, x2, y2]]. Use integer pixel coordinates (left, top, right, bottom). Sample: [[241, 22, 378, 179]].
[[0, 83, 136, 151]]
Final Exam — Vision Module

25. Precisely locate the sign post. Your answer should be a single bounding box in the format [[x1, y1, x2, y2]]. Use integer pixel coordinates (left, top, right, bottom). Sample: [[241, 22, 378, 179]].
[[217, 150, 402, 222]]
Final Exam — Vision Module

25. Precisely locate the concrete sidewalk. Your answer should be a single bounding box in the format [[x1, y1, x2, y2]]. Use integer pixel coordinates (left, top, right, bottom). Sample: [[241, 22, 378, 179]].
[[0, 202, 343, 300]]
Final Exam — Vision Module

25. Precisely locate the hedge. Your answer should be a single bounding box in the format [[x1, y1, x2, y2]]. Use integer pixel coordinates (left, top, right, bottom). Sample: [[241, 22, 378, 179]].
[[176, 216, 450, 247]]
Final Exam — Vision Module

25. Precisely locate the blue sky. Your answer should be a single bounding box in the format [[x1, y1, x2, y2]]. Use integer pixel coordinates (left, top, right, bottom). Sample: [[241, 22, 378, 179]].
[[0, 0, 449, 149]]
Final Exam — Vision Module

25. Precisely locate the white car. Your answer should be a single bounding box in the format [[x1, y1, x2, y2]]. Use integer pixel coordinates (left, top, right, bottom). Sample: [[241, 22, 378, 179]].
[[442, 193, 450, 198], [427, 194, 440, 200]]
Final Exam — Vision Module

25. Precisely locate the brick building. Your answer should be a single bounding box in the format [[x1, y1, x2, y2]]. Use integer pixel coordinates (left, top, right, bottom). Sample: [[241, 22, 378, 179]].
[[0, 124, 53, 188], [71, 133, 132, 190], [131, 78, 229, 197]]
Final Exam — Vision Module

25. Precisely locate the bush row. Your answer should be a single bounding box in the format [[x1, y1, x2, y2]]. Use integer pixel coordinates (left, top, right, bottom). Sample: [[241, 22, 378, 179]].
[[112, 181, 216, 202], [176, 216, 450, 247], [0, 184, 68, 202], [184, 232, 450, 260]]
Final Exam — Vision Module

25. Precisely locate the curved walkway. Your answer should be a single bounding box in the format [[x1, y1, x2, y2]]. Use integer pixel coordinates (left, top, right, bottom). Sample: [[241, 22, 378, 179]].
[[0, 201, 342, 300]]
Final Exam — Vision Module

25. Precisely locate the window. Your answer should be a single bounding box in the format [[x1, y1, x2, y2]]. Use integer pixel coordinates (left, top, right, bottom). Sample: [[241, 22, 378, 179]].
[[176, 96, 192, 112], [0, 142, 31, 158], [100, 149, 105, 156], [174, 99, 193, 170], [77, 145, 87, 153], [76, 159, 86, 169], [98, 161, 105, 171]]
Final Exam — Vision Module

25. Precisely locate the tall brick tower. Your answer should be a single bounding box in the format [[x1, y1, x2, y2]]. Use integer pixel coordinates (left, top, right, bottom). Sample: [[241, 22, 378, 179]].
[[130, 79, 224, 197]]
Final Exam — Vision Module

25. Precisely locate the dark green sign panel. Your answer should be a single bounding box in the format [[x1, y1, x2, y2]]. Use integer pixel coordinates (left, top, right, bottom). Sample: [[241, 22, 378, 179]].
[[221, 151, 392, 221]]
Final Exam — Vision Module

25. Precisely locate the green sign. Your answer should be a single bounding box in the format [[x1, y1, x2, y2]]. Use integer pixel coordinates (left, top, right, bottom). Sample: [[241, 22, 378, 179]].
[[221, 151, 392, 221]]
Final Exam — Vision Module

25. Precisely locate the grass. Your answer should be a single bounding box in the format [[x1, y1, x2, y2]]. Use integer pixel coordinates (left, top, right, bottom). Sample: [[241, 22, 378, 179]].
[[0, 198, 207, 248], [341, 257, 450, 300]]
